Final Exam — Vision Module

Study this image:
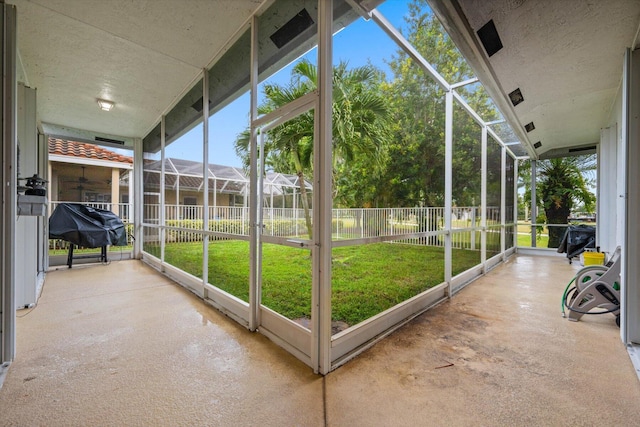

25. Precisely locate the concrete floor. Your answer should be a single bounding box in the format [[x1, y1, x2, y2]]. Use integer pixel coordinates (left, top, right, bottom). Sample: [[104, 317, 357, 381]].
[[0, 255, 639, 426]]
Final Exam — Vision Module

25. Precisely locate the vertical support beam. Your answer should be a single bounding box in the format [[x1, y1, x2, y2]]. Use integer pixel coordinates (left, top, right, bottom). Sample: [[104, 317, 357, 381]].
[[160, 116, 166, 265], [1, 2, 17, 367], [314, 0, 333, 374], [133, 137, 143, 258], [513, 158, 519, 249], [530, 160, 537, 248], [480, 125, 487, 266], [248, 15, 259, 331], [213, 178, 217, 219], [176, 175, 180, 207], [500, 146, 506, 259], [127, 170, 133, 223], [110, 168, 120, 215], [623, 48, 640, 344], [444, 90, 453, 293], [202, 70, 210, 298]]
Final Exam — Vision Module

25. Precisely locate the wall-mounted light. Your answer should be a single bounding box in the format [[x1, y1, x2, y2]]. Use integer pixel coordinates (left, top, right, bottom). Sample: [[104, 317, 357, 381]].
[[97, 99, 115, 111]]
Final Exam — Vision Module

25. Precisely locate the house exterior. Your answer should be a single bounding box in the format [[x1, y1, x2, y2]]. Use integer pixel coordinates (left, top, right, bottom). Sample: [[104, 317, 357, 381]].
[[48, 138, 133, 217]]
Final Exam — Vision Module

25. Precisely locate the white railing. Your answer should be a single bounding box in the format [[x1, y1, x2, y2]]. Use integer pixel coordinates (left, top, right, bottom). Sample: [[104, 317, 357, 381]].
[[142, 204, 508, 250], [50, 200, 132, 222]]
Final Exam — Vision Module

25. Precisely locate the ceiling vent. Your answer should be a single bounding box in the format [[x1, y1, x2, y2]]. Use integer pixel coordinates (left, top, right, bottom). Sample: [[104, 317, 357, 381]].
[[477, 19, 503, 57], [95, 136, 124, 145], [569, 145, 596, 153], [525, 122, 535, 132], [508, 88, 524, 107], [270, 9, 315, 49], [533, 141, 542, 149]]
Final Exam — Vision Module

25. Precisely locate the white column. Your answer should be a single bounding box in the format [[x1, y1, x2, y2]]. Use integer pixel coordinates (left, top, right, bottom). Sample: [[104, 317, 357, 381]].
[[530, 160, 537, 248], [111, 168, 120, 215], [133, 138, 143, 258], [160, 116, 166, 264], [128, 169, 133, 223], [513, 158, 519, 249], [444, 90, 453, 293], [481, 125, 487, 266], [314, 0, 333, 374], [248, 14, 260, 331], [202, 69, 210, 298], [623, 48, 640, 344], [1, 2, 17, 364], [500, 146, 506, 259]]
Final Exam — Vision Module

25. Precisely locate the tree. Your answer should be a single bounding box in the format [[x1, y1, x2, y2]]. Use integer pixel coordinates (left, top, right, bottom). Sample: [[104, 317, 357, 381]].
[[235, 59, 392, 237], [520, 155, 596, 248], [381, 0, 498, 209]]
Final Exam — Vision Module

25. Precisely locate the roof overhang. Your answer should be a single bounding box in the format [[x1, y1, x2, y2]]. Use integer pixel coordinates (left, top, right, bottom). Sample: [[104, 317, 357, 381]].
[[429, 0, 640, 159]]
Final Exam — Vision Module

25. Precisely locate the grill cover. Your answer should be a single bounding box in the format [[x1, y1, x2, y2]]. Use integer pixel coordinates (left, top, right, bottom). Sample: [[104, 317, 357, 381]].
[[49, 203, 127, 248], [557, 224, 596, 259]]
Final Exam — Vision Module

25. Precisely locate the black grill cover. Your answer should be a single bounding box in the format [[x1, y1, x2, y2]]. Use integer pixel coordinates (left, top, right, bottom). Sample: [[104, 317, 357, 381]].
[[557, 224, 596, 259], [49, 203, 127, 248]]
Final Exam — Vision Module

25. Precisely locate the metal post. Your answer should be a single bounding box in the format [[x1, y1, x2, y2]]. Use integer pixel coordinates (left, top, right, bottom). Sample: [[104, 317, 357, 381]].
[[202, 69, 209, 298], [160, 116, 166, 265], [623, 47, 640, 344], [481, 125, 487, 266], [444, 90, 453, 294], [314, 0, 333, 375], [500, 146, 506, 259], [248, 15, 259, 331], [133, 138, 143, 258], [1, 2, 17, 365], [513, 158, 519, 249], [530, 159, 537, 248]]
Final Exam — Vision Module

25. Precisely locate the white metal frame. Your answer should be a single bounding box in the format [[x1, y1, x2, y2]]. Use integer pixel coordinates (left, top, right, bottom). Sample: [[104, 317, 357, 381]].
[[1, 2, 17, 370], [136, 0, 520, 374]]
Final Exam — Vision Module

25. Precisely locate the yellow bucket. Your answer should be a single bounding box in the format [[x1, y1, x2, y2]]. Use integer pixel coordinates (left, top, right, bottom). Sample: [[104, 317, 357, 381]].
[[583, 251, 605, 266]]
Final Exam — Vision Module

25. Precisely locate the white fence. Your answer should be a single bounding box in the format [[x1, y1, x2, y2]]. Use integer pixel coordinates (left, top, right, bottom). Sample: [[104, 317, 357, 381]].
[[142, 204, 507, 250]]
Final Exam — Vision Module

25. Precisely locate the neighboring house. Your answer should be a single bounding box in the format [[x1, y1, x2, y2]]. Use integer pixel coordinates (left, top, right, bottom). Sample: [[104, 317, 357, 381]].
[[142, 157, 312, 217], [49, 139, 311, 222], [48, 138, 133, 217]]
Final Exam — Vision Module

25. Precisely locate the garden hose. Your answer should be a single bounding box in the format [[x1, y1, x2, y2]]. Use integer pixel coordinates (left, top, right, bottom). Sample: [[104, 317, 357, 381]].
[[561, 277, 576, 317], [562, 285, 621, 315]]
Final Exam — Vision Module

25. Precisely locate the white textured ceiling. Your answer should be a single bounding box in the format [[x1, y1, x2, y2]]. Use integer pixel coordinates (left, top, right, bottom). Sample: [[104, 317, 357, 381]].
[[430, 0, 640, 158], [9, 0, 264, 139]]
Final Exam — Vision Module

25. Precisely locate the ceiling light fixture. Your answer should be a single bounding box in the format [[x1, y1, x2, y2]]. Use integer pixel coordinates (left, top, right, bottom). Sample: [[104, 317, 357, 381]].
[[97, 99, 115, 111]]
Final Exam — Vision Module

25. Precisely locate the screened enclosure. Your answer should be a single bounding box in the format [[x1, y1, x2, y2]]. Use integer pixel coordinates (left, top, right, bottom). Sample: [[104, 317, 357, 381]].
[[138, 0, 524, 374]]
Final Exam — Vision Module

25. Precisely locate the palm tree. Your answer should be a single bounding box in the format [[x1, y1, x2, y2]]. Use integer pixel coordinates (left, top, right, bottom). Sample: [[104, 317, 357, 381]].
[[521, 155, 596, 248], [236, 59, 391, 238]]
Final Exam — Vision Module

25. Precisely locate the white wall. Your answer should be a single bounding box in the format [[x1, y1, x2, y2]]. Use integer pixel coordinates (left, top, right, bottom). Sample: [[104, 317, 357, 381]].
[[599, 75, 624, 254], [15, 84, 40, 309]]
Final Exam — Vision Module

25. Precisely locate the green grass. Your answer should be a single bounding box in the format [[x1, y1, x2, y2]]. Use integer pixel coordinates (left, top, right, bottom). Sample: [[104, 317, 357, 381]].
[[159, 240, 481, 326], [517, 233, 549, 248]]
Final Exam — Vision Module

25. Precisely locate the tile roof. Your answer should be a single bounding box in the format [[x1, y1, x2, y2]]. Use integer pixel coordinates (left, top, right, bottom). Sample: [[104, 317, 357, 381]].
[[48, 138, 133, 164]]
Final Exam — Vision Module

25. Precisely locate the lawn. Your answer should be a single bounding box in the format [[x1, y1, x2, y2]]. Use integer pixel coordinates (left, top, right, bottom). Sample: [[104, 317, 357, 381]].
[[157, 240, 481, 326]]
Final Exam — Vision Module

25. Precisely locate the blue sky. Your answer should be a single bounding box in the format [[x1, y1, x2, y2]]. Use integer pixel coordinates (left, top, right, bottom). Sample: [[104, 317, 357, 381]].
[[165, 0, 414, 167]]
